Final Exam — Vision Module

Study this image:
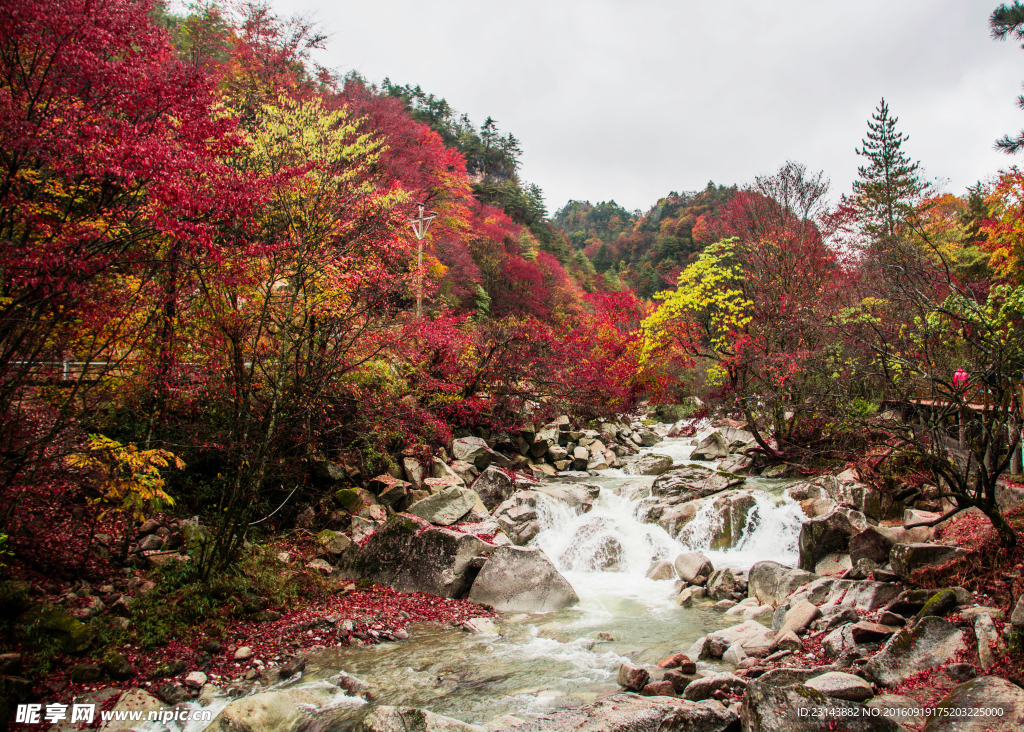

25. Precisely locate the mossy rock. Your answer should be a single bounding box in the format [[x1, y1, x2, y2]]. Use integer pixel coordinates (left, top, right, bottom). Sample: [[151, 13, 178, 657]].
[[916, 589, 957, 619], [180, 520, 213, 556], [335, 488, 365, 513], [16, 607, 93, 654]]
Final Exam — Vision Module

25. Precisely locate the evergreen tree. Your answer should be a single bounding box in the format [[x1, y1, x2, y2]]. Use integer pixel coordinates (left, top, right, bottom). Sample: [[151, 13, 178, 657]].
[[990, 2, 1024, 153], [852, 98, 927, 246]]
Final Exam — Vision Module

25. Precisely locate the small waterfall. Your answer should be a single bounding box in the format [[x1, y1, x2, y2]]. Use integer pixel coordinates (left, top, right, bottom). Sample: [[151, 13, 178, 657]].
[[676, 489, 806, 568], [529, 470, 806, 579], [531, 491, 680, 576]]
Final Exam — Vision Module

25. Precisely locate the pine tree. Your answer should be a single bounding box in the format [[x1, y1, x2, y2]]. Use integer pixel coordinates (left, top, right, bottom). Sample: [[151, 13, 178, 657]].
[[990, 1, 1024, 152], [852, 98, 927, 246]]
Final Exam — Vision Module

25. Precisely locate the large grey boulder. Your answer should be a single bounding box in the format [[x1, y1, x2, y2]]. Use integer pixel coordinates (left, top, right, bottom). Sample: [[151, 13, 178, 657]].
[[345, 513, 432, 584], [391, 528, 491, 599], [741, 680, 900, 732], [786, 577, 902, 612], [747, 561, 817, 607], [849, 526, 895, 565], [452, 437, 492, 470], [206, 690, 303, 732], [624, 453, 674, 476], [652, 464, 742, 500], [498, 693, 739, 732], [818, 475, 904, 521], [471, 467, 515, 511], [798, 508, 866, 572], [863, 616, 966, 688], [719, 425, 756, 452], [922, 676, 1024, 731], [467, 546, 579, 612], [674, 552, 714, 583], [357, 706, 484, 732], [406, 487, 477, 525], [690, 432, 729, 460], [707, 620, 774, 658], [777, 600, 820, 637], [889, 543, 970, 582]]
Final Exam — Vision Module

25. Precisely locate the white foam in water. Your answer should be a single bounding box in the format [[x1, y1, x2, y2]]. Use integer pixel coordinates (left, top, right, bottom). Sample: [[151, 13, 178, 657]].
[[531, 432, 806, 584]]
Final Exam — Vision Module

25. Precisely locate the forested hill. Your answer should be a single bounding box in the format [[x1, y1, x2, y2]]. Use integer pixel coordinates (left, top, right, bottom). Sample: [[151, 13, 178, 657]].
[[552, 183, 737, 298]]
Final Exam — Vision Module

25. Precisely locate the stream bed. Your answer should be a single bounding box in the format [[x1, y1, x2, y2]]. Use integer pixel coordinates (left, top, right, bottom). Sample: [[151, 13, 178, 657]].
[[185, 432, 810, 731]]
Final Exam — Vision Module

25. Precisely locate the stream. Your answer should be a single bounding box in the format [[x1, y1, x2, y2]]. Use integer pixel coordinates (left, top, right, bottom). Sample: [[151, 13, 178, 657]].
[[186, 431, 809, 731]]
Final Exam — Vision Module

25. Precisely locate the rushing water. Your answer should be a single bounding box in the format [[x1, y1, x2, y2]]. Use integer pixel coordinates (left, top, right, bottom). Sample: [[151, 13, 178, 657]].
[[179, 429, 808, 731]]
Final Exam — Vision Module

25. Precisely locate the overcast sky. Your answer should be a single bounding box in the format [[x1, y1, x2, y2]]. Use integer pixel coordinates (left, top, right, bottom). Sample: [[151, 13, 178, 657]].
[[266, 0, 1024, 214]]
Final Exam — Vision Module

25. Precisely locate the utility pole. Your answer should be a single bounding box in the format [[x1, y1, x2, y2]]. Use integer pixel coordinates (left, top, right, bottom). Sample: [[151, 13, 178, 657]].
[[408, 203, 437, 318]]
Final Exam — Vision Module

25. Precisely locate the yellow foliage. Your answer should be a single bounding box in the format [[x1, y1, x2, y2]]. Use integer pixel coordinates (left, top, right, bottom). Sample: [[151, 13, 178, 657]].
[[69, 435, 182, 521]]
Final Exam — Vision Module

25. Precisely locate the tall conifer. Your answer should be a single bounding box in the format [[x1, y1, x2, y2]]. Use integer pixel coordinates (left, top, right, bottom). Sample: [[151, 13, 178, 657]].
[[852, 98, 926, 247]]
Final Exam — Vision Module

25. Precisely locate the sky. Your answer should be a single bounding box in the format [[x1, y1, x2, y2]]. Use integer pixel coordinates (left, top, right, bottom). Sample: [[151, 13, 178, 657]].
[[264, 0, 1024, 214]]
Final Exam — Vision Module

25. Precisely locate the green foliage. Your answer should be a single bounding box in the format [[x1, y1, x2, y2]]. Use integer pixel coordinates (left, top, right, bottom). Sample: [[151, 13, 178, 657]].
[[851, 98, 927, 245]]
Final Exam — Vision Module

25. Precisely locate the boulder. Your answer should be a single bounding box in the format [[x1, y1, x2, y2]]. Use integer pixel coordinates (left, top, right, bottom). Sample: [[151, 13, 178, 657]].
[[317, 529, 352, 556], [646, 559, 677, 580], [1012, 594, 1024, 629], [849, 526, 895, 565], [922, 676, 1024, 731], [674, 552, 714, 583], [653, 466, 745, 501], [681, 671, 746, 701], [638, 429, 663, 447], [452, 437, 492, 470], [617, 662, 649, 691], [707, 620, 774, 658], [335, 487, 378, 514], [797, 508, 865, 572], [775, 631, 804, 652], [431, 457, 466, 485], [821, 476, 904, 521], [402, 457, 425, 489], [889, 543, 970, 582], [347, 513, 432, 583], [471, 467, 515, 511], [849, 621, 898, 643], [718, 454, 756, 475], [624, 453, 674, 476], [390, 528, 491, 599], [777, 600, 821, 637], [741, 680, 899, 732], [206, 691, 303, 732], [863, 616, 966, 688], [821, 624, 857, 659], [802, 671, 874, 702], [747, 561, 818, 607], [406, 487, 477, 525], [814, 552, 852, 576], [356, 706, 484, 732], [467, 546, 579, 612], [974, 613, 998, 671], [369, 475, 411, 507], [690, 432, 729, 460], [706, 568, 737, 601]]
